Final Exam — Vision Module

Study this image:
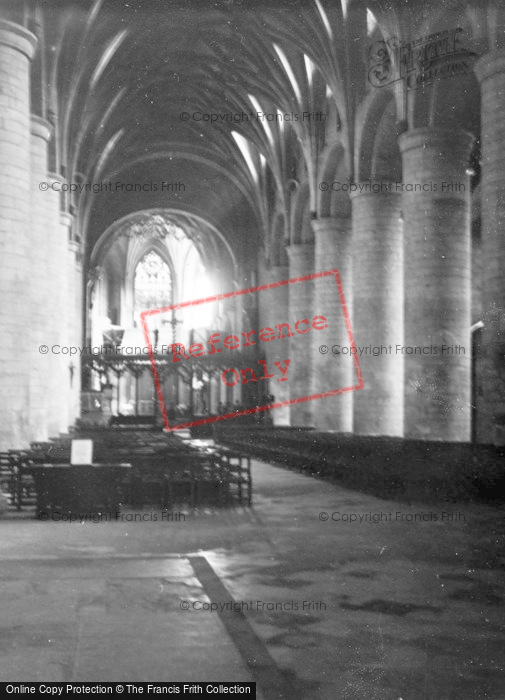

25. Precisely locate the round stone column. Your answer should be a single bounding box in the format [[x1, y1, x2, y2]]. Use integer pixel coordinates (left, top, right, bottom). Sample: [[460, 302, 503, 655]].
[[209, 373, 220, 414], [74, 248, 84, 423], [258, 264, 290, 425], [475, 49, 505, 444], [351, 191, 404, 436], [311, 217, 353, 432], [66, 225, 81, 428], [399, 128, 473, 441], [46, 174, 68, 436], [29, 116, 52, 441], [287, 244, 314, 427], [0, 21, 37, 449]]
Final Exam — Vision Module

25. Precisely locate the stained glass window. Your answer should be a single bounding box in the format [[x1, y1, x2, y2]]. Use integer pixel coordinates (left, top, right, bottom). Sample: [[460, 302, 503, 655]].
[[134, 251, 172, 312]]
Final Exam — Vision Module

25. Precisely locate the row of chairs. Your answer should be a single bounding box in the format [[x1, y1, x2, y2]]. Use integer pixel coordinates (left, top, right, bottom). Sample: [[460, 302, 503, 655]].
[[129, 455, 221, 508], [213, 446, 252, 506], [0, 452, 16, 508], [1, 444, 252, 512], [182, 444, 252, 506], [128, 448, 252, 508], [0, 451, 37, 510]]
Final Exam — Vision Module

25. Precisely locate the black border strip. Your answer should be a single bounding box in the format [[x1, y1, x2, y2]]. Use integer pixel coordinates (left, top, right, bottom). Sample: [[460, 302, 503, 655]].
[[189, 556, 303, 700]]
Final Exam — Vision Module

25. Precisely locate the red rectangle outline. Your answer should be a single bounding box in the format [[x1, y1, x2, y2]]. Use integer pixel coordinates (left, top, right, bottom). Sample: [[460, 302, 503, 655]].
[[140, 269, 364, 432]]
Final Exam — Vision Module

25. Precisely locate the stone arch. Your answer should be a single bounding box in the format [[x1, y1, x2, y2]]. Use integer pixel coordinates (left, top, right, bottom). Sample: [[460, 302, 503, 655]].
[[290, 180, 312, 245], [270, 211, 288, 267], [317, 141, 350, 218], [355, 87, 402, 182], [89, 209, 237, 275]]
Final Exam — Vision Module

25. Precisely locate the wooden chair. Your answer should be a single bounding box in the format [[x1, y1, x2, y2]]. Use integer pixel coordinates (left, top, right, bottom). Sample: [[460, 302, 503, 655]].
[[215, 447, 252, 506], [165, 457, 200, 508], [132, 456, 171, 508], [10, 451, 36, 509], [0, 452, 16, 509], [192, 453, 228, 507]]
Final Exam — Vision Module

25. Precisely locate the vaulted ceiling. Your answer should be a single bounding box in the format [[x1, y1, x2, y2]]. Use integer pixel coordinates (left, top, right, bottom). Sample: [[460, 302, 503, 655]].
[[10, 0, 486, 272], [37, 0, 358, 268]]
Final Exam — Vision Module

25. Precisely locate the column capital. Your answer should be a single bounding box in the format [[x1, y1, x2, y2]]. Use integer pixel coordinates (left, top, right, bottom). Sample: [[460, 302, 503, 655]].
[[69, 238, 83, 266], [311, 216, 351, 235], [47, 171, 64, 186], [286, 244, 314, 279], [286, 243, 314, 280], [30, 115, 52, 142], [348, 184, 403, 202], [399, 127, 474, 158], [61, 212, 73, 228], [399, 128, 474, 201], [0, 20, 37, 60], [47, 173, 66, 208], [286, 242, 314, 257], [62, 213, 74, 245], [475, 47, 505, 84], [269, 264, 289, 279]]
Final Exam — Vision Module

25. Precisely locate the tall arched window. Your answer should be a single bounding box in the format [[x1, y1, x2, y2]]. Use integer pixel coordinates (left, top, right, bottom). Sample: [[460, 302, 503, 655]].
[[134, 251, 172, 315]]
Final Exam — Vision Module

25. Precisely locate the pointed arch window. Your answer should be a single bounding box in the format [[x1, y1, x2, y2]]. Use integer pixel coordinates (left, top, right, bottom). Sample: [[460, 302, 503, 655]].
[[134, 250, 172, 314]]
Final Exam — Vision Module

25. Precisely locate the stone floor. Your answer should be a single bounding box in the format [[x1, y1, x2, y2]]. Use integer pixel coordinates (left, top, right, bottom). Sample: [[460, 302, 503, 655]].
[[1, 454, 504, 699]]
